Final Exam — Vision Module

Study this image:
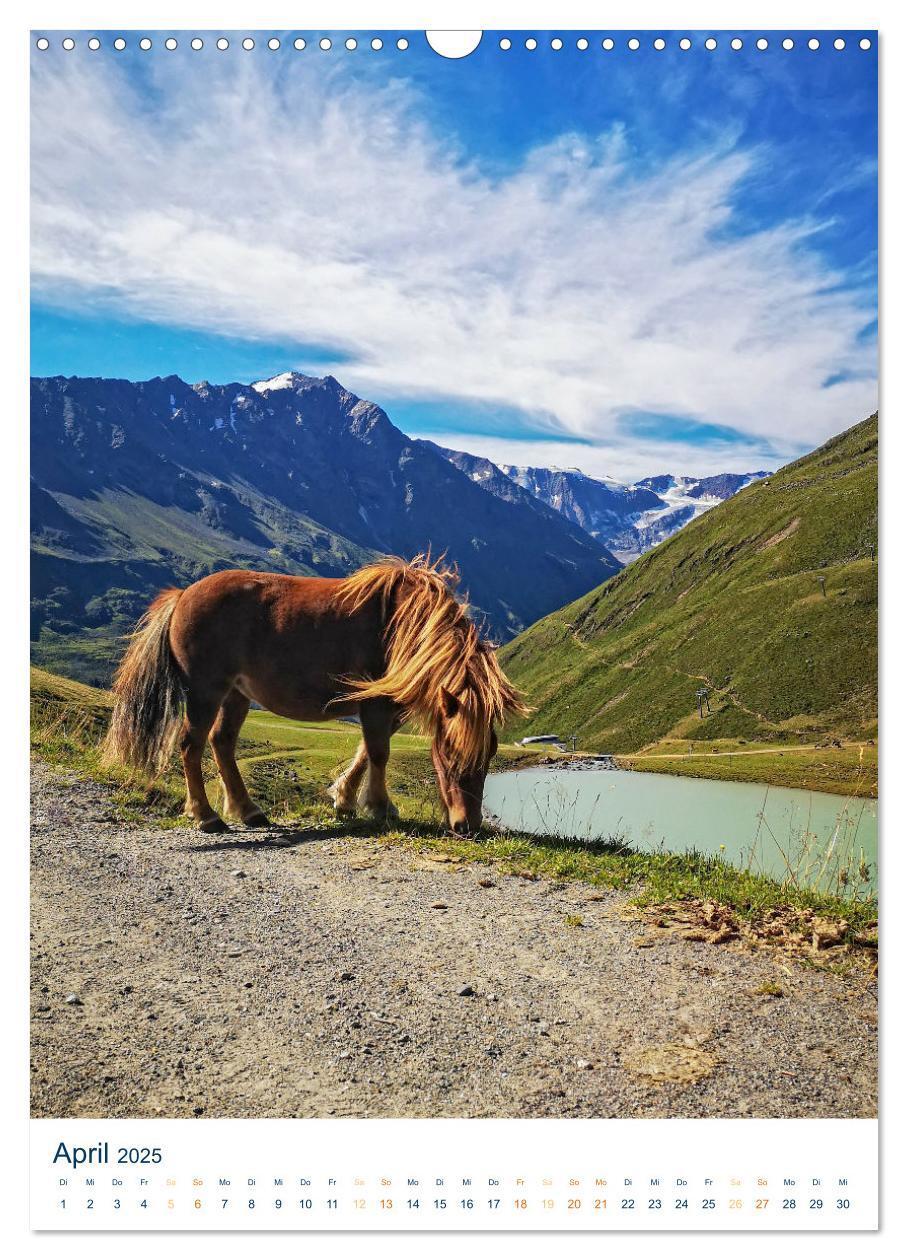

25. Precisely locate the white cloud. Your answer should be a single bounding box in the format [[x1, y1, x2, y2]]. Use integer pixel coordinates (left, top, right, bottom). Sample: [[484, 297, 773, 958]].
[[31, 53, 877, 479]]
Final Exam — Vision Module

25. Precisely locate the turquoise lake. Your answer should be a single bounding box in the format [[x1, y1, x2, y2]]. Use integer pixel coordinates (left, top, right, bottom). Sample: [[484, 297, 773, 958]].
[[483, 767, 878, 895]]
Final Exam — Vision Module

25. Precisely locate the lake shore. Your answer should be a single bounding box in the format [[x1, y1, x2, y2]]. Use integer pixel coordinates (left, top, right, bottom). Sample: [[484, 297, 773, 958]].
[[618, 741, 877, 799], [484, 764, 877, 900], [525, 739, 876, 799]]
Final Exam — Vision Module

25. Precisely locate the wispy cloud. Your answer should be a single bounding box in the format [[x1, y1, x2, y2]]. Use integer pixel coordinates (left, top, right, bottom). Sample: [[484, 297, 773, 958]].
[[31, 50, 877, 478]]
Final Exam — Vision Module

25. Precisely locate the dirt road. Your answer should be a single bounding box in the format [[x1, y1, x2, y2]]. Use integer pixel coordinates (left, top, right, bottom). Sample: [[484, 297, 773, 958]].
[[31, 761, 877, 1119]]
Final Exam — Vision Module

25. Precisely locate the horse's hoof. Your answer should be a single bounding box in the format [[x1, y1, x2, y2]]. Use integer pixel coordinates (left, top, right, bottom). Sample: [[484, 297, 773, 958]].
[[243, 811, 271, 828], [328, 783, 356, 816], [198, 815, 229, 834], [366, 802, 400, 823]]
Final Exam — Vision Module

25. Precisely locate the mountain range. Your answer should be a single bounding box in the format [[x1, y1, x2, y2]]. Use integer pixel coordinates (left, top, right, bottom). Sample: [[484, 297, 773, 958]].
[[30, 368, 779, 685], [31, 371, 619, 682], [431, 444, 769, 563]]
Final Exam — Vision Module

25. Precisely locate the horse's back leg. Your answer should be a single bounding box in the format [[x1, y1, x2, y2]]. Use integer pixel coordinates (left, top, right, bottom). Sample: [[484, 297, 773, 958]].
[[210, 690, 269, 827], [179, 690, 229, 833], [327, 739, 368, 816]]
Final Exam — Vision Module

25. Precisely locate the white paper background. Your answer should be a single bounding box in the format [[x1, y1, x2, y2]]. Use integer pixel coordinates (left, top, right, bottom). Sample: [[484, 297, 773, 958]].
[[3, 3, 899, 1257]]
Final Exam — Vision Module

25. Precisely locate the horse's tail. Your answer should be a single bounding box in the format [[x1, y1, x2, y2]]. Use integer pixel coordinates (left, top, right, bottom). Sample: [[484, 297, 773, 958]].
[[101, 588, 185, 779]]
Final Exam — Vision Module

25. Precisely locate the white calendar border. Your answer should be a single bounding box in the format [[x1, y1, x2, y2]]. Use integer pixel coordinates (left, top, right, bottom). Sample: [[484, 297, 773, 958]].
[[3, 0, 902, 1254]]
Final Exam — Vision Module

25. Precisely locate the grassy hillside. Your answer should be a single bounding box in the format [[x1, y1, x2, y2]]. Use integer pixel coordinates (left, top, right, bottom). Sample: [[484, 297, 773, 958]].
[[500, 415, 877, 772], [619, 741, 877, 798]]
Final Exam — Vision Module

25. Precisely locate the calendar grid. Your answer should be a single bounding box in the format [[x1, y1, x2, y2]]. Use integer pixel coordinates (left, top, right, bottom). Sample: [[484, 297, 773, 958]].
[[31, 1119, 878, 1231]]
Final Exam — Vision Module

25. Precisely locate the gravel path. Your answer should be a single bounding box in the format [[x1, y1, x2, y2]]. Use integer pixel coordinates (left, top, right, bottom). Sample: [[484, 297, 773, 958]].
[[31, 761, 877, 1119]]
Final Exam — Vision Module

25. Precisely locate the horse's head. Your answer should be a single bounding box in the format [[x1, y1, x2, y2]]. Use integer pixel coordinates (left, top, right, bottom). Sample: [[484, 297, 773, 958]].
[[335, 556, 528, 834], [431, 687, 500, 834]]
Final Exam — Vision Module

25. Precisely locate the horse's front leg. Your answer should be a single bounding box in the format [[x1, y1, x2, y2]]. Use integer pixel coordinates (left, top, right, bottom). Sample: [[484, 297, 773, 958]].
[[327, 740, 369, 817], [359, 702, 400, 822]]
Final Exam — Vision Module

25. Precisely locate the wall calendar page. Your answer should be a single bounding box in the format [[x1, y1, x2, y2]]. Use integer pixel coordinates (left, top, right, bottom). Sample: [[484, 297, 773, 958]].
[[23, 8, 882, 1245]]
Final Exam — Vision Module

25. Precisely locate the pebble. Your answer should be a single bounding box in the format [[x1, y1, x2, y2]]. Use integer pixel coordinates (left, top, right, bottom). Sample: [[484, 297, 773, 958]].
[[64, 993, 82, 1005], [457, 985, 476, 998]]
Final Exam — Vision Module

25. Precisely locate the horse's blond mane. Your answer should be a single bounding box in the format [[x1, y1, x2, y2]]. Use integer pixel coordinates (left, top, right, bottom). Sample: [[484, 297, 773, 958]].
[[335, 554, 529, 770]]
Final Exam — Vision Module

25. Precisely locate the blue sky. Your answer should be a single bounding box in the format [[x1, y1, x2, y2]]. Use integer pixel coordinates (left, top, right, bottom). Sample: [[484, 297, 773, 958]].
[[30, 31, 877, 479]]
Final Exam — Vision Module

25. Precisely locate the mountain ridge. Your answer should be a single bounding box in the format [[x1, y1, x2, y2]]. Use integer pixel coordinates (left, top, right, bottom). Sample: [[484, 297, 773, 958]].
[[31, 371, 620, 682], [432, 443, 770, 562]]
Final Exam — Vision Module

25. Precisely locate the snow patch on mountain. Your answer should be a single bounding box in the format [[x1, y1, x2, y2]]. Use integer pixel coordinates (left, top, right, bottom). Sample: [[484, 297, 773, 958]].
[[252, 371, 305, 394]]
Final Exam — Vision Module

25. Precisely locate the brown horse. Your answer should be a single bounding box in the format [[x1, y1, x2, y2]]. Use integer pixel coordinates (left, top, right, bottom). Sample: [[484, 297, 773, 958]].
[[102, 555, 527, 835]]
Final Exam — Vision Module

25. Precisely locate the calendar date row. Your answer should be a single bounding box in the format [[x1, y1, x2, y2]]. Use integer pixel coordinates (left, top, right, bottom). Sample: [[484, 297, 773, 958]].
[[58, 1195, 854, 1213]]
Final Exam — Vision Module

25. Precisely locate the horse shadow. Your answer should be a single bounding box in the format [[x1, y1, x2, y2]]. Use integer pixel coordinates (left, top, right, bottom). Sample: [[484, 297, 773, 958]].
[[183, 813, 448, 854], [181, 814, 635, 859], [187, 830, 331, 853]]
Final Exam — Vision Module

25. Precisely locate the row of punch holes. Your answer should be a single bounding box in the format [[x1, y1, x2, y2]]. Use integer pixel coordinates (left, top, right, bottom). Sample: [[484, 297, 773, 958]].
[[35, 34, 875, 53]]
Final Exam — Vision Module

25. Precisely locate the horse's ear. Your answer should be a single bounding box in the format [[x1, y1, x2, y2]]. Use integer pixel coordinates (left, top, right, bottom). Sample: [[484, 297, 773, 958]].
[[440, 687, 460, 719]]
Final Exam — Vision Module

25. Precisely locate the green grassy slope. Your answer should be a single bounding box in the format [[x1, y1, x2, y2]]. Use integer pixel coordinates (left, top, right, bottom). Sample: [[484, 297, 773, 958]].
[[500, 415, 877, 758]]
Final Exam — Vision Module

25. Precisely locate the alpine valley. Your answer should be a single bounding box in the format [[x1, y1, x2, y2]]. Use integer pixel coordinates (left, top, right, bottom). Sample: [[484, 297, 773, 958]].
[[499, 414, 878, 758]]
